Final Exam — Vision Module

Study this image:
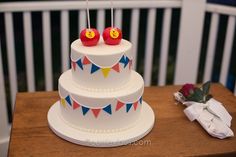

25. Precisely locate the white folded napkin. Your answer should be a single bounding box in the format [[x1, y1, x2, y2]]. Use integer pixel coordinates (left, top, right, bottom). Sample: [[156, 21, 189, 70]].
[[174, 92, 234, 139]]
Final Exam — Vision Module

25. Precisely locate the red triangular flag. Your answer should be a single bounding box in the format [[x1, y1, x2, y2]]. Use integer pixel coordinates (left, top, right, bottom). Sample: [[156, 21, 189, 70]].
[[129, 60, 132, 70], [72, 61, 76, 71], [133, 101, 138, 111], [115, 101, 125, 111], [112, 63, 120, 73], [73, 101, 80, 110], [91, 109, 101, 118], [83, 56, 91, 65]]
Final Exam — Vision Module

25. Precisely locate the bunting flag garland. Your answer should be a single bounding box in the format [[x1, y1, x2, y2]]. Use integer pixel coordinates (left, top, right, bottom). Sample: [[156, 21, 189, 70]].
[[91, 64, 100, 74], [72, 61, 76, 71], [101, 68, 111, 78], [76, 59, 83, 70], [65, 96, 72, 106], [60, 95, 142, 118], [115, 101, 125, 111], [91, 109, 101, 118], [82, 106, 90, 115], [73, 101, 80, 110], [133, 101, 138, 111], [83, 56, 91, 65], [103, 104, 112, 115], [112, 63, 120, 73], [61, 98, 66, 108], [73, 55, 132, 78], [126, 103, 133, 113]]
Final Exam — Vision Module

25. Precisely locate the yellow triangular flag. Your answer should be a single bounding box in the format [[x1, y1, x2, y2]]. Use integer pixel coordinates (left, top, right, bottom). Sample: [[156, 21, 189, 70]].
[[61, 98, 66, 108], [101, 68, 111, 78]]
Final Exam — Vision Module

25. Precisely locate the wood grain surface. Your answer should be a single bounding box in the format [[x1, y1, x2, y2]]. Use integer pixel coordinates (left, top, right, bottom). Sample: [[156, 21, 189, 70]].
[[8, 84, 236, 157]]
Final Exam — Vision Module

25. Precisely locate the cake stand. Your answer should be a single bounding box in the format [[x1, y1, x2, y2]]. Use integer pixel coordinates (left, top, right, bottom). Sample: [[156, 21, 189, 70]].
[[48, 101, 155, 147]]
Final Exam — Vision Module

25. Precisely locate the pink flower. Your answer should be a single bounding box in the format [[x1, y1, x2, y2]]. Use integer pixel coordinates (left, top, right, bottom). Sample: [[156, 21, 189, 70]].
[[180, 83, 195, 97]]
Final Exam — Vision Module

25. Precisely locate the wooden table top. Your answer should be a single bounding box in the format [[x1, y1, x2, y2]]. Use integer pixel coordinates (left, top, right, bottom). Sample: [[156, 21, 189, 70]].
[[8, 84, 236, 157]]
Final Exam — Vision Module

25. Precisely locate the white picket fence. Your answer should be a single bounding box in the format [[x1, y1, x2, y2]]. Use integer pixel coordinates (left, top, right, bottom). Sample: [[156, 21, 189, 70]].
[[0, 0, 236, 156]]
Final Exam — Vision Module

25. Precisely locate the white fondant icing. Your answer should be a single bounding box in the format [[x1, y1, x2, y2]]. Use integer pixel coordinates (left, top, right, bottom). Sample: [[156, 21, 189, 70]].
[[58, 111, 139, 134], [71, 63, 132, 89], [71, 38, 132, 89], [48, 101, 155, 147], [58, 69, 144, 130]]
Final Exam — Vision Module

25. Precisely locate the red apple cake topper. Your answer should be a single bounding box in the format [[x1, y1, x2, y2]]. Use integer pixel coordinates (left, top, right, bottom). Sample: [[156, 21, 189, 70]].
[[103, 0, 122, 45], [80, 0, 100, 46]]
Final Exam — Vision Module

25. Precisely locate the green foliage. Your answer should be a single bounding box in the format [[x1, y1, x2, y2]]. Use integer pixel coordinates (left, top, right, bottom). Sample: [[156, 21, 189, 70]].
[[185, 81, 212, 103], [202, 81, 211, 96]]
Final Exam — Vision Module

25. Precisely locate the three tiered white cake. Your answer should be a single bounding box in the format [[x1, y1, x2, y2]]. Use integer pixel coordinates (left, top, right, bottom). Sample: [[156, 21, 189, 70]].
[[48, 38, 155, 147]]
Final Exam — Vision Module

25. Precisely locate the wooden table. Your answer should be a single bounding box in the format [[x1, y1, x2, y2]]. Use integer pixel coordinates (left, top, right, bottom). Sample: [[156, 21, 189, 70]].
[[8, 84, 236, 157]]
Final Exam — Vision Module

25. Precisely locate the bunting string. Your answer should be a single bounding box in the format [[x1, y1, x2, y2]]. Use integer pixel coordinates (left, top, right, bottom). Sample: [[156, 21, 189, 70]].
[[60, 95, 143, 118], [71, 54, 132, 78]]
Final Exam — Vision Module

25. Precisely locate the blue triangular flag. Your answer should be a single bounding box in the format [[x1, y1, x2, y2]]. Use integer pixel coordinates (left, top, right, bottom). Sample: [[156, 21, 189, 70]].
[[76, 59, 83, 70], [119, 55, 126, 65], [126, 103, 133, 112], [82, 106, 90, 115], [91, 64, 100, 74], [65, 95, 72, 106], [103, 104, 112, 115], [139, 97, 143, 104]]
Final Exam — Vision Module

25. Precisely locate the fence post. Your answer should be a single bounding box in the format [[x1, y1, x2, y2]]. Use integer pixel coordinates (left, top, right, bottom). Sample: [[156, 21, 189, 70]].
[[174, 0, 206, 84]]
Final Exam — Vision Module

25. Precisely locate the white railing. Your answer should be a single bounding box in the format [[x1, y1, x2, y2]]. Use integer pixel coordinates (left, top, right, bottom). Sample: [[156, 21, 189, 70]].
[[175, 2, 236, 87], [205, 4, 236, 87], [0, 0, 182, 11], [0, 0, 235, 156], [206, 4, 236, 16]]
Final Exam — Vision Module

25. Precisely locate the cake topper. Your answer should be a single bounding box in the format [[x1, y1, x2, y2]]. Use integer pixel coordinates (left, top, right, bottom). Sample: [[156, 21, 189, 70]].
[[80, 0, 100, 46], [103, 0, 122, 45]]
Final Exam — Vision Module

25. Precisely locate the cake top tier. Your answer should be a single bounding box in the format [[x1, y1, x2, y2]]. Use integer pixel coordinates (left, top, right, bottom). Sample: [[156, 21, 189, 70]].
[[71, 38, 132, 56]]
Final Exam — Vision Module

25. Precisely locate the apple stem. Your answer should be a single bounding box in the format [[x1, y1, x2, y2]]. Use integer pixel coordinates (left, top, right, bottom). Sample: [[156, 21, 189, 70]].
[[110, 0, 114, 28], [86, 0, 91, 29]]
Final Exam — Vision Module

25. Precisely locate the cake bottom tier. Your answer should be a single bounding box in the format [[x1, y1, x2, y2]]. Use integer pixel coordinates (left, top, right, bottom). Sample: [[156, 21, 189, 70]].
[[58, 70, 144, 133]]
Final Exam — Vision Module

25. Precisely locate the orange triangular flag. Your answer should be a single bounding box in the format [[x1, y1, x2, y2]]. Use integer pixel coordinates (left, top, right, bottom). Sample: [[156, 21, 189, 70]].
[[115, 101, 125, 111], [133, 101, 138, 111], [112, 63, 120, 73], [72, 61, 76, 71], [91, 109, 101, 118], [73, 101, 80, 110], [83, 56, 91, 65]]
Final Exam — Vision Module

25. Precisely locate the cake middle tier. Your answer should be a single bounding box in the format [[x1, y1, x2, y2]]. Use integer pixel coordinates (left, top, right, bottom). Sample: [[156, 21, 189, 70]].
[[71, 38, 132, 89], [58, 70, 144, 132]]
